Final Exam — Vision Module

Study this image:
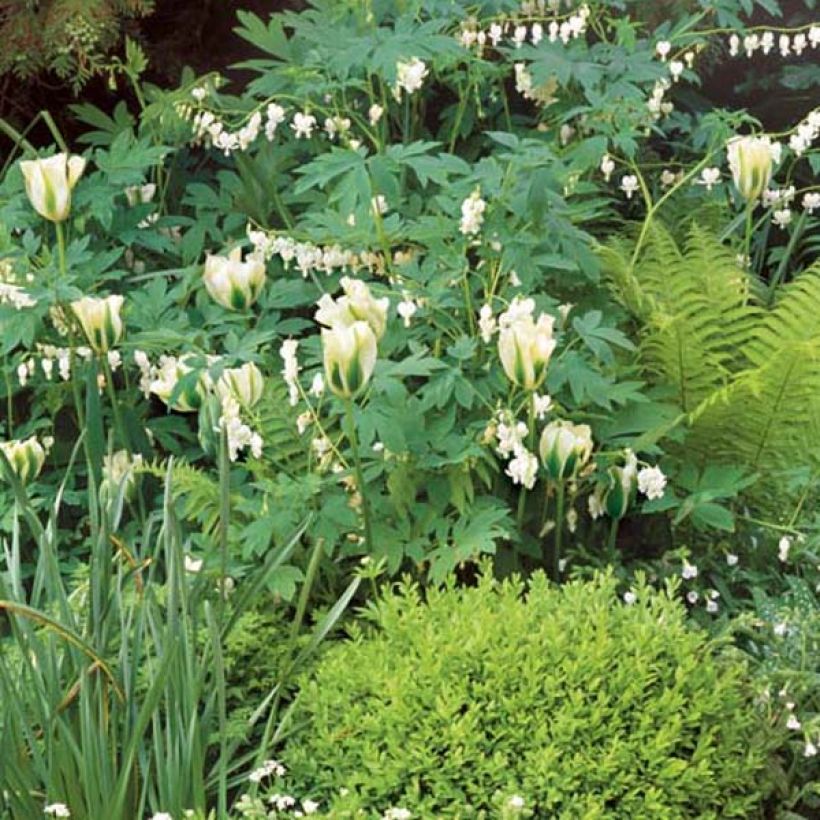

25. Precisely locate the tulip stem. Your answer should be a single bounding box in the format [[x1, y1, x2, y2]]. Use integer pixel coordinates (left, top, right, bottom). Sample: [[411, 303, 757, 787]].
[[743, 204, 754, 269], [553, 481, 565, 582], [55, 222, 67, 282], [345, 399, 374, 554], [100, 355, 131, 455], [515, 392, 537, 531]]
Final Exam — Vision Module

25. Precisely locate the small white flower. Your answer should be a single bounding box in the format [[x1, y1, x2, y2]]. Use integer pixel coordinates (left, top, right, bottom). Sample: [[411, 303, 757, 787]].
[[383, 810, 412, 820], [513, 25, 527, 48], [507, 795, 525, 811], [397, 297, 418, 328], [290, 112, 317, 139], [460, 188, 487, 236], [729, 33, 740, 56], [302, 799, 320, 815], [774, 621, 788, 637], [726, 553, 739, 566], [619, 174, 639, 199], [310, 372, 325, 398], [191, 86, 207, 101], [623, 590, 637, 605], [681, 559, 698, 580], [787, 714, 802, 731], [696, 167, 721, 191], [151, 814, 173, 820], [368, 104, 384, 126], [706, 599, 719, 614], [44, 805, 71, 818], [505, 447, 539, 490], [804, 741, 818, 757], [779, 34, 791, 57], [533, 392, 553, 420], [669, 60, 684, 81], [656, 40, 672, 60], [661, 169, 678, 187], [184, 554, 203, 573], [600, 154, 615, 182], [686, 590, 699, 604], [772, 208, 793, 229], [479, 304, 497, 343], [371, 194, 388, 216], [637, 466, 666, 500], [778, 535, 792, 562], [394, 58, 428, 99], [802, 193, 820, 214]]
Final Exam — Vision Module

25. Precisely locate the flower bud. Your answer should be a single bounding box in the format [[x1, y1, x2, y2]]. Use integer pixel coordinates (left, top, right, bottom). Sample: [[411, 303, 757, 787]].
[[100, 450, 142, 504], [216, 362, 264, 408], [150, 354, 214, 412], [603, 451, 638, 519], [315, 277, 389, 339], [322, 321, 377, 399], [203, 247, 266, 310], [71, 295, 124, 353], [498, 313, 556, 390], [19, 153, 86, 222], [539, 420, 593, 481], [0, 436, 46, 484], [726, 135, 778, 203]]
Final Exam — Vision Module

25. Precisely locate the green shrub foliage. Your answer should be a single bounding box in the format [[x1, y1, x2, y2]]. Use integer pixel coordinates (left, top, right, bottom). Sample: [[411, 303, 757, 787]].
[[281, 571, 775, 818]]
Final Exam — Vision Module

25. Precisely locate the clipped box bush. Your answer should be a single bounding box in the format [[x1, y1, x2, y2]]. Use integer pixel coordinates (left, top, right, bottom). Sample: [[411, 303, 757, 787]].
[[281, 572, 775, 818]]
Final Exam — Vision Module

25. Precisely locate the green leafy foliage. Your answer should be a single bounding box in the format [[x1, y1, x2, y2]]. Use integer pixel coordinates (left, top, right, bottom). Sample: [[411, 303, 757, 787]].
[[281, 570, 776, 818]]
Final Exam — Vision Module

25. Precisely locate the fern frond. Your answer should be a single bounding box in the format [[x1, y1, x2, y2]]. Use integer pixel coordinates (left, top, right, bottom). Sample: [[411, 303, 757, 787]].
[[141, 458, 221, 535]]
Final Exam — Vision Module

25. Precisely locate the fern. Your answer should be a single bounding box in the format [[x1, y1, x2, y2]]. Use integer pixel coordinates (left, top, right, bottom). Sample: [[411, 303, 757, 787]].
[[141, 459, 221, 535], [601, 224, 820, 496]]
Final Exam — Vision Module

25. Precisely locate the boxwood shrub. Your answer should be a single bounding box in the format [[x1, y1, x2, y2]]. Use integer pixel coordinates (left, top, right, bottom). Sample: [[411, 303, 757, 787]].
[[279, 571, 775, 818]]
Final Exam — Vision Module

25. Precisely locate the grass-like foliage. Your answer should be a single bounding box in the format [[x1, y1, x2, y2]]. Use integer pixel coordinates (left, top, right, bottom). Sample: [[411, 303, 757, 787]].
[[280, 570, 776, 818]]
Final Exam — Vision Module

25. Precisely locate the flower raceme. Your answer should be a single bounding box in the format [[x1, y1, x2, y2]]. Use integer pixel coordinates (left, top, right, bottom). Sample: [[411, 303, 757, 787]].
[[726, 135, 779, 204], [498, 309, 556, 391], [71, 295, 124, 353], [539, 420, 593, 481], [322, 321, 378, 400], [19, 153, 86, 223], [0, 436, 46, 484], [203, 247, 266, 310]]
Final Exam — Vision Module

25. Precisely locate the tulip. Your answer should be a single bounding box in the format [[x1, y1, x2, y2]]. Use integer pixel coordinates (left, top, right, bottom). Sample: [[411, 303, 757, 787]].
[[216, 362, 264, 408], [539, 420, 593, 481], [150, 354, 214, 412], [0, 436, 46, 484], [603, 451, 638, 519], [203, 247, 266, 310], [726, 135, 778, 203], [19, 153, 86, 222], [315, 277, 389, 339], [498, 313, 556, 390], [100, 450, 142, 503], [322, 321, 377, 399], [71, 295, 124, 353]]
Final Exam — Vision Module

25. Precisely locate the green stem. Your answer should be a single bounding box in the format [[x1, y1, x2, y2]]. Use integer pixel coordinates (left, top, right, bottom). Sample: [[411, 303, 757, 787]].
[[216, 427, 231, 815], [3, 355, 13, 437], [55, 222, 67, 282], [767, 210, 807, 305], [553, 481, 565, 582], [345, 399, 374, 553], [101, 355, 131, 453], [743, 203, 754, 267], [515, 393, 537, 531]]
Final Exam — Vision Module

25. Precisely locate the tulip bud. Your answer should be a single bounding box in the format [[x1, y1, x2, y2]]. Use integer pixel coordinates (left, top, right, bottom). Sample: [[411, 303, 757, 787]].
[[71, 295, 124, 353], [315, 277, 389, 339], [150, 354, 214, 412], [498, 313, 556, 390], [0, 436, 46, 484], [322, 321, 377, 399], [203, 247, 266, 310], [726, 135, 778, 203], [603, 450, 638, 519], [19, 153, 86, 223], [216, 362, 264, 408], [100, 450, 142, 504], [539, 420, 593, 481]]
